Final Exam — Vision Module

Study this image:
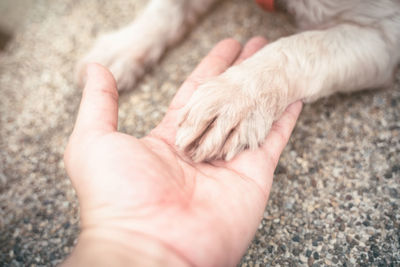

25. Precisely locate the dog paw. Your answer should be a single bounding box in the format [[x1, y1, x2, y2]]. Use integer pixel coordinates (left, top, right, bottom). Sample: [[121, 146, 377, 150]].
[[76, 29, 164, 91], [176, 69, 284, 162]]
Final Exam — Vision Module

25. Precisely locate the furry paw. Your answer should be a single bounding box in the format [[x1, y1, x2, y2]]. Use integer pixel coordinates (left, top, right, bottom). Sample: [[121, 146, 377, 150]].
[[76, 28, 164, 91], [176, 69, 283, 162]]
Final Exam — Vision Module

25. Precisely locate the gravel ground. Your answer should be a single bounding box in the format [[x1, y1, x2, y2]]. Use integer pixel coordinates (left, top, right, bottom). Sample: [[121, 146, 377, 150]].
[[0, 0, 399, 266]]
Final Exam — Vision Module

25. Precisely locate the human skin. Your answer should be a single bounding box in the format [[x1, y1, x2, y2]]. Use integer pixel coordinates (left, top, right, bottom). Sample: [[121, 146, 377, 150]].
[[63, 37, 303, 267]]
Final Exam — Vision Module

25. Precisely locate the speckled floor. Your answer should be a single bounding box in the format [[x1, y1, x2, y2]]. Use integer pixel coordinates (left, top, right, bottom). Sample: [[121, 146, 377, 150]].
[[0, 0, 399, 266]]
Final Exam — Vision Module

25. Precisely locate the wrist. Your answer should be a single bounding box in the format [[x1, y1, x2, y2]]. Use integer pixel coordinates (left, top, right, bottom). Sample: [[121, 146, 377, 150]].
[[61, 227, 192, 267]]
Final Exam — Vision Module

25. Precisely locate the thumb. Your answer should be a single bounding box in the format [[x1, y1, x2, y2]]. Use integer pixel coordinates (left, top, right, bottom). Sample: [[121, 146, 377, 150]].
[[73, 63, 119, 136]]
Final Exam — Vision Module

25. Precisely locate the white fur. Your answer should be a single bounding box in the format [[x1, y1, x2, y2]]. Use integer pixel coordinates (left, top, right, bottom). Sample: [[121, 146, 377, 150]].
[[77, 0, 400, 161], [76, 0, 218, 90]]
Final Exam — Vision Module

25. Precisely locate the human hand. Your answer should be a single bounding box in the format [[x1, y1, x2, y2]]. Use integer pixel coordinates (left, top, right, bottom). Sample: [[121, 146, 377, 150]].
[[63, 37, 302, 267]]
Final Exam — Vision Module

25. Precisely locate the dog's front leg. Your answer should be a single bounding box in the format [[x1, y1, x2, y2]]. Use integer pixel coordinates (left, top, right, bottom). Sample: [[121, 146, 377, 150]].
[[76, 0, 221, 91], [177, 24, 399, 162]]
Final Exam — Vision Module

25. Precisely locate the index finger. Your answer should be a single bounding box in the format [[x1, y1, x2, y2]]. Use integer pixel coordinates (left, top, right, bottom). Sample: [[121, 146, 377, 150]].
[[168, 39, 242, 110]]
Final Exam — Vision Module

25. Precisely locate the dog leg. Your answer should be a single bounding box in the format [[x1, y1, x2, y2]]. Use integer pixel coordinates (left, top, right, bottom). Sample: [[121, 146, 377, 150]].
[[76, 0, 220, 91], [177, 21, 400, 162]]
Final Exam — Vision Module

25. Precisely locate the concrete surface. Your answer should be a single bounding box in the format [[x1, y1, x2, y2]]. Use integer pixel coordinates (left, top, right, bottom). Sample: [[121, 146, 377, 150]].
[[0, 0, 399, 266]]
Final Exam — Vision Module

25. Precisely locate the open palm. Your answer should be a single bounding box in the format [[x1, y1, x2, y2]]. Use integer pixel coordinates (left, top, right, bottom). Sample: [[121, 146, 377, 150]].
[[64, 37, 302, 267]]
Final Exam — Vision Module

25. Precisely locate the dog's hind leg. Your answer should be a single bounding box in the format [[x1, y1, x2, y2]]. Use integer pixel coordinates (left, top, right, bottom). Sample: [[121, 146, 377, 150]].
[[76, 0, 222, 91]]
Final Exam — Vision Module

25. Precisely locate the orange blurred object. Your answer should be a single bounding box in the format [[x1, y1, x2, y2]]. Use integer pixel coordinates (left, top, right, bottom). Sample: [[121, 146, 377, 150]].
[[255, 0, 275, 12]]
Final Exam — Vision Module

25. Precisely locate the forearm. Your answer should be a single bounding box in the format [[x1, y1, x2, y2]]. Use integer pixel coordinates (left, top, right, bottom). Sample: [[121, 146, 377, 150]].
[[61, 228, 191, 267]]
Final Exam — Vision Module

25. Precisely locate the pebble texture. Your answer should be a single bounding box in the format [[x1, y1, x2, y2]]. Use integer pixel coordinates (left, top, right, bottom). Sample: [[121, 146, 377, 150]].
[[0, 0, 399, 266]]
